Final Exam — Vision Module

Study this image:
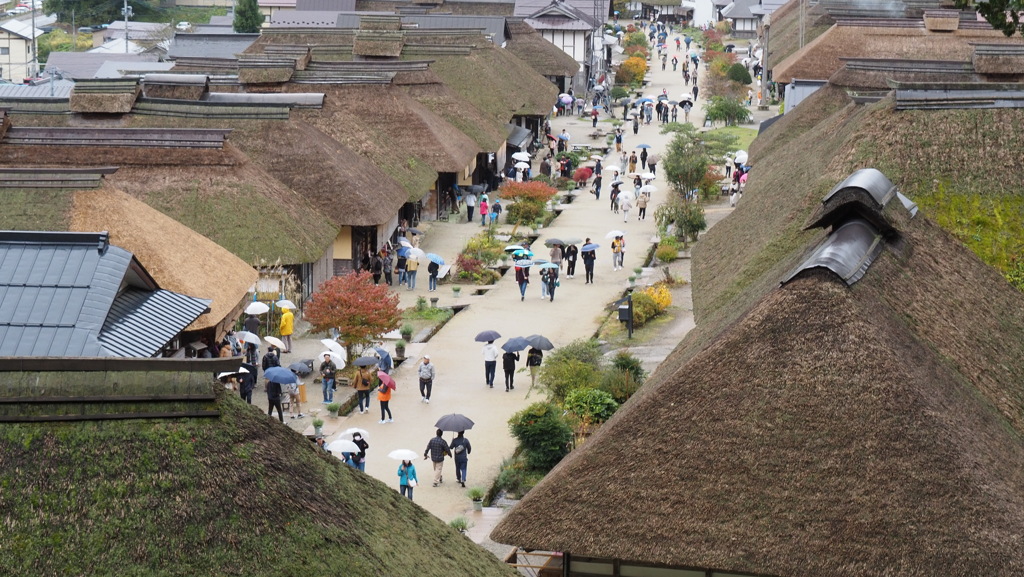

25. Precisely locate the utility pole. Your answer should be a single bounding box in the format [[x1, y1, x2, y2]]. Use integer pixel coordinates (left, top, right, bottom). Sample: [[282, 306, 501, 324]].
[[122, 0, 133, 54], [30, 0, 37, 77]]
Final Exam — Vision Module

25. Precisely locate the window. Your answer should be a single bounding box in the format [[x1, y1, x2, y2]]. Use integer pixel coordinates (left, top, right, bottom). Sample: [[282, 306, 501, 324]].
[[0, 48, 9, 56]]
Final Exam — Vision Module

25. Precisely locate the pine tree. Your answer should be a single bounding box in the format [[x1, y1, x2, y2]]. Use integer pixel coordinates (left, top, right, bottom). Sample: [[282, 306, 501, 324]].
[[233, 0, 263, 34]]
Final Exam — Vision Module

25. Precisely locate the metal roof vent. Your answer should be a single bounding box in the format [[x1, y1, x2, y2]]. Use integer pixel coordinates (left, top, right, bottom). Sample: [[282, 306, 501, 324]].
[[807, 168, 916, 233], [783, 219, 884, 286]]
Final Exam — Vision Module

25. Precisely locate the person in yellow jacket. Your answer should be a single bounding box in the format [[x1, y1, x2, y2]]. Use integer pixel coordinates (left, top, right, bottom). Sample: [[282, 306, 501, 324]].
[[353, 365, 375, 414], [279, 307, 294, 353]]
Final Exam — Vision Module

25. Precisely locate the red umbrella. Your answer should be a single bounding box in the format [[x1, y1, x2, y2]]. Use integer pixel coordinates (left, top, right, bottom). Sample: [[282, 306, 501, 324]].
[[545, 134, 557, 141], [378, 371, 396, 390], [573, 166, 593, 185]]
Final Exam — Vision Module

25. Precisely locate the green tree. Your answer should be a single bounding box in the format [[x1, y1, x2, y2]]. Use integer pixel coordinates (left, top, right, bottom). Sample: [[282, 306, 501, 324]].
[[703, 96, 752, 127], [508, 402, 573, 470], [38, 30, 93, 63], [234, 0, 263, 33], [726, 63, 752, 85], [44, 0, 159, 26], [954, 0, 1024, 36], [660, 123, 736, 195]]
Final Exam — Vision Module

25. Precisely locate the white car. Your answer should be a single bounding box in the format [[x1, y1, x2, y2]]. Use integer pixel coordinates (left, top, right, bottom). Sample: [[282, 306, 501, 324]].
[[175, 21, 190, 31], [10, 6, 30, 14]]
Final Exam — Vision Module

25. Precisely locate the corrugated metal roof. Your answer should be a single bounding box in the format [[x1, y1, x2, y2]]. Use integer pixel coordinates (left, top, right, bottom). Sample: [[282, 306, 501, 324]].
[[0, 231, 210, 358], [0, 19, 43, 40], [167, 34, 260, 60], [98, 288, 210, 357], [298, 0, 356, 9], [0, 80, 74, 98], [783, 219, 883, 286], [45, 52, 160, 80]]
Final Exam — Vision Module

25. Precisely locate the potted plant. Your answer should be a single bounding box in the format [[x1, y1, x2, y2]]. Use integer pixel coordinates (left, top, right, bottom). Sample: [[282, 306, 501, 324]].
[[467, 487, 485, 512], [326, 402, 340, 417], [628, 275, 637, 287], [312, 418, 324, 436], [448, 516, 470, 534], [633, 266, 644, 276], [400, 324, 414, 342], [532, 219, 543, 234], [452, 286, 462, 298], [395, 339, 407, 358]]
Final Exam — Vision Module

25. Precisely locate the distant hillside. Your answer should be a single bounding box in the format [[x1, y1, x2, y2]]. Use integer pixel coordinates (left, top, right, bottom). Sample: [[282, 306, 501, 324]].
[[0, 385, 515, 577]]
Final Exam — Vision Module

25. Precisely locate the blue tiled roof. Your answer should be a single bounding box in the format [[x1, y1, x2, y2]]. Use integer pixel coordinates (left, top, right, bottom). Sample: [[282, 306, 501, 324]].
[[99, 288, 211, 357]]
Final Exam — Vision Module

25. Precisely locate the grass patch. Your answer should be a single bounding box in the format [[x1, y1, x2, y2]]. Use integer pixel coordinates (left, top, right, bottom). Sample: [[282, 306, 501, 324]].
[[706, 125, 758, 152]]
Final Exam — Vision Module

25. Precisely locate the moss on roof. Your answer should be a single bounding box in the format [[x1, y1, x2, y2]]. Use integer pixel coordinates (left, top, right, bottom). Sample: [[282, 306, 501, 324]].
[[0, 381, 518, 576]]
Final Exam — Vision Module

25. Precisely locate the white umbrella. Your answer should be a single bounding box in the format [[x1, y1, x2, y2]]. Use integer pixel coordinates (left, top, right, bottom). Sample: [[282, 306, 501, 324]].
[[408, 247, 425, 260], [339, 427, 369, 441], [275, 299, 297, 309], [236, 331, 260, 346], [398, 237, 413, 247], [640, 184, 657, 194], [589, 154, 604, 160], [265, 336, 286, 350], [514, 161, 530, 169], [388, 449, 420, 461], [641, 172, 656, 180], [605, 230, 626, 238], [318, 350, 346, 368], [327, 439, 360, 454], [244, 301, 269, 315], [604, 165, 621, 173], [681, 93, 693, 101], [617, 191, 635, 204], [511, 151, 531, 161], [320, 339, 347, 359], [734, 150, 749, 165]]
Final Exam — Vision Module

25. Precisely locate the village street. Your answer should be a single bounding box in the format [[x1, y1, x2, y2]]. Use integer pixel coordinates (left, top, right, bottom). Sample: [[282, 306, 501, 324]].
[[260, 27, 761, 551]]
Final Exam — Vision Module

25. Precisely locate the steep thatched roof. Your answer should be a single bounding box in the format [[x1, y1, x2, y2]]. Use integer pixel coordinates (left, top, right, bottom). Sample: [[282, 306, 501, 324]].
[[493, 86, 1024, 576], [764, 0, 834, 69], [68, 187, 257, 332], [505, 18, 581, 78], [773, 19, 1024, 83], [419, 36, 558, 118], [0, 372, 518, 576]]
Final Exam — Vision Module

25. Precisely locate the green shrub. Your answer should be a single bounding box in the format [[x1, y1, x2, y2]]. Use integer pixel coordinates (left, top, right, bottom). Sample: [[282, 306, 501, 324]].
[[611, 351, 647, 384], [655, 244, 678, 263], [494, 454, 546, 497], [508, 403, 573, 470], [564, 388, 619, 423], [599, 369, 643, 404], [631, 291, 659, 326], [506, 199, 545, 225], [539, 359, 600, 403], [545, 338, 603, 367], [610, 85, 629, 100], [727, 63, 752, 85]]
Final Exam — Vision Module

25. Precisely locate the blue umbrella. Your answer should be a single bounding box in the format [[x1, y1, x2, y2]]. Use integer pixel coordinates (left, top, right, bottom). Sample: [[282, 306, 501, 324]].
[[265, 366, 299, 384], [581, 243, 600, 252], [513, 249, 534, 258], [636, 98, 653, 104], [373, 347, 393, 373], [636, 144, 652, 149], [514, 259, 534, 267], [558, 133, 570, 140], [397, 246, 411, 257], [502, 336, 531, 352], [426, 253, 445, 265], [538, 263, 560, 269]]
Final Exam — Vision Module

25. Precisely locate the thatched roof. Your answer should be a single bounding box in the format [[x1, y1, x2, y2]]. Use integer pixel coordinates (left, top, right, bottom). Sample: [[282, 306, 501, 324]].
[[828, 58, 981, 90], [493, 86, 1024, 576], [0, 376, 518, 576], [418, 35, 558, 118], [292, 83, 477, 179], [69, 187, 257, 332], [400, 73, 510, 150], [773, 19, 1024, 83], [504, 18, 581, 78], [765, 0, 834, 72]]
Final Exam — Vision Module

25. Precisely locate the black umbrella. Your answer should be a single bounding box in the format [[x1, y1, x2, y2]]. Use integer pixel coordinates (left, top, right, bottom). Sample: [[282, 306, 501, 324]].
[[353, 356, 380, 367], [474, 329, 502, 342], [525, 334, 554, 350], [435, 413, 475, 432], [501, 336, 531, 352], [542, 238, 565, 247], [408, 228, 423, 235], [288, 362, 312, 376]]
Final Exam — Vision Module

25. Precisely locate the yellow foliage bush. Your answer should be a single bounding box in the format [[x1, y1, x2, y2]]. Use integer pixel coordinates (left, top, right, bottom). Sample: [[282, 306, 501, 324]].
[[616, 57, 648, 85], [641, 284, 672, 311]]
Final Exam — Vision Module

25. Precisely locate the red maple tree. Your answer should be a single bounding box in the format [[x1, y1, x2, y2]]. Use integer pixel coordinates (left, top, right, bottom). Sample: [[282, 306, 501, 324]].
[[304, 271, 402, 358]]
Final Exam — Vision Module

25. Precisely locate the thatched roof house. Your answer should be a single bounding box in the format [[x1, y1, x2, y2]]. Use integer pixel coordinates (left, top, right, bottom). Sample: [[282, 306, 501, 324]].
[[0, 360, 518, 576], [772, 17, 1024, 83], [492, 86, 1024, 576], [504, 18, 581, 79]]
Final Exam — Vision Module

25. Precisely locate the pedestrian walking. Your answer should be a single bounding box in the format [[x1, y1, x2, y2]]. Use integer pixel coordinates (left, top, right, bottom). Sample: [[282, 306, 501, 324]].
[[352, 364, 374, 414], [640, 148, 648, 170], [479, 196, 489, 227], [482, 340, 499, 388], [546, 266, 559, 301], [377, 377, 393, 423], [515, 264, 530, 301], [406, 255, 419, 290], [620, 196, 632, 223], [286, 378, 303, 419], [671, 56, 678, 71], [615, 128, 623, 152], [502, 349, 519, 391], [352, 432, 369, 472], [243, 313, 261, 335], [266, 378, 284, 423], [632, 115, 639, 135], [593, 174, 603, 199], [279, 308, 294, 353], [628, 152, 638, 174], [451, 431, 472, 487], [612, 235, 625, 270], [591, 107, 599, 127], [637, 193, 648, 220], [540, 267, 551, 299], [527, 347, 543, 389], [465, 192, 477, 223], [418, 355, 435, 402], [490, 199, 502, 224], [398, 460, 418, 500], [549, 243, 563, 271], [564, 243, 579, 278], [396, 251, 407, 286], [381, 249, 393, 286], [239, 366, 255, 404], [262, 345, 280, 373], [319, 353, 336, 403], [647, 154, 659, 176], [427, 259, 439, 292], [424, 429, 451, 487], [582, 238, 596, 284], [693, 86, 699, 100]]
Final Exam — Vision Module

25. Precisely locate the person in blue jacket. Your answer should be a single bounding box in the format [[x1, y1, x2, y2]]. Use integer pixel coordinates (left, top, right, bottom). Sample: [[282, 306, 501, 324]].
[[397, 460, 418, 500]]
